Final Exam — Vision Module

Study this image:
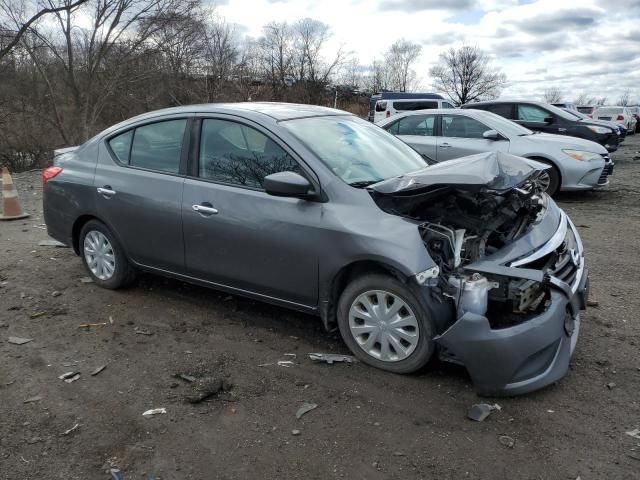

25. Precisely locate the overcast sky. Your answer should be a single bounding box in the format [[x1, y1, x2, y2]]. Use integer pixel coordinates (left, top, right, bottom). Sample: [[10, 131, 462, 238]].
[[217, 0, 640, 103]]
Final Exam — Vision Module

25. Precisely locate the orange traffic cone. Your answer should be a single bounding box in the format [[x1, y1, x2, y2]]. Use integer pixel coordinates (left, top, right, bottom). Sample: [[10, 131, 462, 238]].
[[0, 166, 30, 220]]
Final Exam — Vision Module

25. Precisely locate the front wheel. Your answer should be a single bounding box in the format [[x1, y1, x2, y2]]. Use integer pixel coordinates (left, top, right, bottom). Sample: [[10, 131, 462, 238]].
[[532, 159, 561, 196], [80, 220, 136, 289], [337, 274, 436, 374]]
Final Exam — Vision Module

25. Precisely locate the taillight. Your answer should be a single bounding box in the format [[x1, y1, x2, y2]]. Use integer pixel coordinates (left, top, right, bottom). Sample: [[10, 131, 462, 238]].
[[386, 111, 390, 118], [616, 115, 624, 121], [42, 167, 63, 188]]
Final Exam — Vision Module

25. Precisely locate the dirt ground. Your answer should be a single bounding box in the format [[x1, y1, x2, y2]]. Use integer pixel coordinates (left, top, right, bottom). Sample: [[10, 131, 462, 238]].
[[1, 135, 639, 480]]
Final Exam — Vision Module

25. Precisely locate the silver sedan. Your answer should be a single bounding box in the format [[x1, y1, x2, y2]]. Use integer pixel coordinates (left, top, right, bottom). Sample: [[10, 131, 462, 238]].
[[377, 108, 613, 195]]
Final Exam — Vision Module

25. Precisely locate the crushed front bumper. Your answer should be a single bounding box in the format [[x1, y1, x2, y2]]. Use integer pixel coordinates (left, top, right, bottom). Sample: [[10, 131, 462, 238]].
[[435, 216, 588, 396]]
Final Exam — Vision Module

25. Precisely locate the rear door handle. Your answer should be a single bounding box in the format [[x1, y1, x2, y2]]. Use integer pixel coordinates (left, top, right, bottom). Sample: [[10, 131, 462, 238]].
[[97, 186, 116, 197], [558, 128, 567, 132], [439, 143, 451, 148], [192, 204, 219, 215]]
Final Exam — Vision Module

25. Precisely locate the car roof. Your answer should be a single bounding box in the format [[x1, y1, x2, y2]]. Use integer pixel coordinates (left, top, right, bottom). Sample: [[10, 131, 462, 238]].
[[464, 99, 548, 106], [123, 102, 349, 123], [384, 108, 486, 117], [372, 92, 443, 100], [376, 108, 491, 125]]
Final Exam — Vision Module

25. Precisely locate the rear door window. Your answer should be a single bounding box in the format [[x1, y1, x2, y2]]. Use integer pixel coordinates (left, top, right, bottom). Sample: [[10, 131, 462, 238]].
[[392, 101, 438, 111], [128, 120, 187, 173], [517, 104, 551, 123], [394, 115, 436, 136], [375, 101, 387, 112], [441, 115, 490, 139]]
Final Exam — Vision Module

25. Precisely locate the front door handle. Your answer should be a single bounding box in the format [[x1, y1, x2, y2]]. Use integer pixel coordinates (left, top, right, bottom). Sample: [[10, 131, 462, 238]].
[[97, 186, 116, 197], [192, 204, 219, 215], [558, 128, 567, 132], [439, 143, 451, 148]]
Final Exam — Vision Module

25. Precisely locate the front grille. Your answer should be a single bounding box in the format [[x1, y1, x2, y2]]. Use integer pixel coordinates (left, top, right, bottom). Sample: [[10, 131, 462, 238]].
[[550, 228, 579, 286], [598, 155, 614, 185]]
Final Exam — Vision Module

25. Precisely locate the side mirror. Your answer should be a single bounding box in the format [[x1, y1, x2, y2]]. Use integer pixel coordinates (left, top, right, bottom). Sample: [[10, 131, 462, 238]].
[[264, 171, 313, 199], [482, 129, 501, 140], [543, 116, 555, 124]]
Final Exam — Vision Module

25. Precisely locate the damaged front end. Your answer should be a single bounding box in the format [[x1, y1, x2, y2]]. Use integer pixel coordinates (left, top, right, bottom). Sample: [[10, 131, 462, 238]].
[[370, 152, 588, 395]]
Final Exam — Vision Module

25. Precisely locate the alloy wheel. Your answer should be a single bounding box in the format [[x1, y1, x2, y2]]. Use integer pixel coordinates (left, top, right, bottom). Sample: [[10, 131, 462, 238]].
[[537, 171, 551, 192]]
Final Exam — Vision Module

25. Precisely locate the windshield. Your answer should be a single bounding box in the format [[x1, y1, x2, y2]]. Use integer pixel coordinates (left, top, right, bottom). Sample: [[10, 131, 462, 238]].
[[281, 115, 427, 186], [544, 103, 581, 120], [595, 107, 623, 115], [563, 109, 583, 119], [474, 110, 534, 136]]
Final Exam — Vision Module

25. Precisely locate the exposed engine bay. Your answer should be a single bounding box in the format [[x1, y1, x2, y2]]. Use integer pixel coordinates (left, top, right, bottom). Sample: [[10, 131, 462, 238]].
[[416, 186, 546, 271], [368, 152, 555, 329]]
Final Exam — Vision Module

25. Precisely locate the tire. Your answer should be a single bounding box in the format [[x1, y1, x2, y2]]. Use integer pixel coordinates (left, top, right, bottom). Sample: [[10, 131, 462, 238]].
[[79, 220, 136, 289], [337, 273, 437, 374], [531, 159, 560, 196]]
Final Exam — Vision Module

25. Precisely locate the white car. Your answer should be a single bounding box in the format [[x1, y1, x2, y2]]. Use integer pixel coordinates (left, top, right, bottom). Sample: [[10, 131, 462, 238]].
[[593, 106, 637, 134], [369, 95, 455, 123], [377, 108, 614, 195]]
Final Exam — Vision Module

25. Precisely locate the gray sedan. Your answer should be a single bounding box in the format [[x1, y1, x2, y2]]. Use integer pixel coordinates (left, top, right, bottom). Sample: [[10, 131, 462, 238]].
[[377, 109, 613, 195], [43, 103, 588, 395]]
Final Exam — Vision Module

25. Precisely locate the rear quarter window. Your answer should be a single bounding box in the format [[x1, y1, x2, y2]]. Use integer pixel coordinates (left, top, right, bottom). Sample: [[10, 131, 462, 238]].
[[485, 103, 513, 118], [108, 130, 133, 163]]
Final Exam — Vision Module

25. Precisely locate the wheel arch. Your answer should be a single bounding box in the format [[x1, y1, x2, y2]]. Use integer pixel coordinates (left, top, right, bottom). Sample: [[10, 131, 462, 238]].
[[72, 215, 99, 255], [320, 259, 410, 330], [525, 155, 563, 190], [71, 215, 126, 258]]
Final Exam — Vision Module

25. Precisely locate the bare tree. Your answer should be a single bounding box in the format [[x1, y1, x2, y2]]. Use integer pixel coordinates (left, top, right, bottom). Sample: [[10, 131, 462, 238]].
[[384, 39, 421, 92], [573, 92, 596, 106], [0, 0, 90, 59], [430, 45, 507, 105], [542, 87, 563, 104], [202, 14, 239, 100], [292, 17, 346, 102], [362, 59, 387, 93], [618, 89, 630, 106], [144, 2, 207, 104], [234, 37, 264, 101], [258, 21, 294, 98], [20, 0, 188, 143], [338, 56, 363, 88], [596, 96, 608, 106]]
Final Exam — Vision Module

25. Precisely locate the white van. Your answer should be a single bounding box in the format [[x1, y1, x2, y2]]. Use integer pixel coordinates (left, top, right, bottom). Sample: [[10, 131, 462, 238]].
[[369, 93, 454, 123]]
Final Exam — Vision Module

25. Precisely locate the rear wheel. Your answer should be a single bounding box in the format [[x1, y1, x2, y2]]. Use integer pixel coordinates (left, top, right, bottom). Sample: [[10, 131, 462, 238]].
[[80, 220, 136, 289], [337, 274, 436, 374]]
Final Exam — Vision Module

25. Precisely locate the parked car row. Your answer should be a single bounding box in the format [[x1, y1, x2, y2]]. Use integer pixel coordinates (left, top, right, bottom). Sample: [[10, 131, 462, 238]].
[[377, 108, 612, 196], [576, 105, 639, 133], [461, 100, 621, 152], [43, 102, 589, 396], [592, 106, 638, 133]]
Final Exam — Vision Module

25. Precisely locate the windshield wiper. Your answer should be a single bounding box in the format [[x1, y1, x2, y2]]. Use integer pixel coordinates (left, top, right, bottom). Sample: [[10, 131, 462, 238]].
[[348, 180, 381, 188]]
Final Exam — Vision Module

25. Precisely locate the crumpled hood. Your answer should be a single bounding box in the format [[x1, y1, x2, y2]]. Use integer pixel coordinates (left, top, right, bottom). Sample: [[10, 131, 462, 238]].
[[369, 151, 549, 195]]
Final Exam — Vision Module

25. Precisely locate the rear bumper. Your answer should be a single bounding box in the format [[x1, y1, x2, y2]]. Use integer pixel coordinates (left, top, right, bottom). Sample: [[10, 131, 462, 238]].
[[435, 216, 588, 396]]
